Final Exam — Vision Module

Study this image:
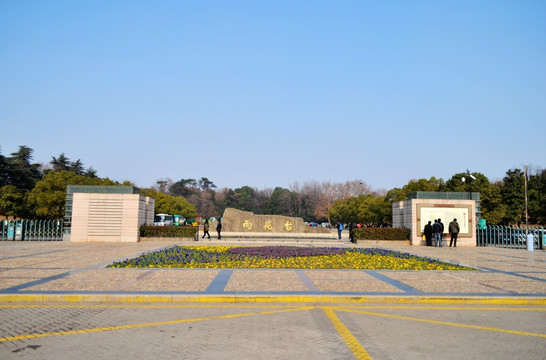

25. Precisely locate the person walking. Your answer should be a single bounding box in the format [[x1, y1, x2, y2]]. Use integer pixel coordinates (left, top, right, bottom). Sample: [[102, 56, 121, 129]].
[[423, 221, 433, 246], [449, 218, 460, 247], [432, 219, 443, 247], [336, 222, 343, 240], [202, 219, 211, 239], [216, 219, 222, 239]]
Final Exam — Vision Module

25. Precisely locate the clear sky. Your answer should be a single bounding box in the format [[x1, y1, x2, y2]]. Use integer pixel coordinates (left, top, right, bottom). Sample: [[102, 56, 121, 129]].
[[1, 1, 545, 192]]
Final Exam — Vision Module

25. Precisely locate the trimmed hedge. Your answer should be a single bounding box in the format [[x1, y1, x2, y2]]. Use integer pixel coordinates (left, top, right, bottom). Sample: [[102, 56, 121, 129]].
[[353, 227, 410, 241], [140, 225, 197, 238]]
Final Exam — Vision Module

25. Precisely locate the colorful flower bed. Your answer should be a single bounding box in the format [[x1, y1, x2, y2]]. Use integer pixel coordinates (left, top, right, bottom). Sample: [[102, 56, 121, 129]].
[[108, 246, 476, 271]]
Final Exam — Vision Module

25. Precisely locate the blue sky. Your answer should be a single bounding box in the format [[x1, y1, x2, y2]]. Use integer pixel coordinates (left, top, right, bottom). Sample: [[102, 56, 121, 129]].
[[1, 1, 545, 191]]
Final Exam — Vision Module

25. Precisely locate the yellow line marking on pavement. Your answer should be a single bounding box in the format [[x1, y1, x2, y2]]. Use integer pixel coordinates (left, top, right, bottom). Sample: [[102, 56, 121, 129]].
[[3, 304, 544, 313], [338, 308, 546, 338], [0, 304, 301, 309], [344, 305, 546, 311], [1, 294, 545, 305], [0, 306, 314, 343], [322, 307, 373, 360]]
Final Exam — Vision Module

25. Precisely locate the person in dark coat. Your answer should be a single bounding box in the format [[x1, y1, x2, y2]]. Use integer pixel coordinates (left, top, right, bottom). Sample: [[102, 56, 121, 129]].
[[423, 221, 433, 246], [438, 218, 444, 245], [449, 218, 460, 247], [216, 219, 222, 239], [202, 219, 211, 239], [432, 219, 443, 247], [349, 223, 355, 243]]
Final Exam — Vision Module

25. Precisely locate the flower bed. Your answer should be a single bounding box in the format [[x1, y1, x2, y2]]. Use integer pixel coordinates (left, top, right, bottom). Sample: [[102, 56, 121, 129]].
[[108, 246, 476, 271]]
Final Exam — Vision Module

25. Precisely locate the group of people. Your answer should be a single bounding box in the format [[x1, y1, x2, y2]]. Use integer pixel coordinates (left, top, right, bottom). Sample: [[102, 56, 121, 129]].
[[423, 218, 460, 247], [201, 219, 222, 240]]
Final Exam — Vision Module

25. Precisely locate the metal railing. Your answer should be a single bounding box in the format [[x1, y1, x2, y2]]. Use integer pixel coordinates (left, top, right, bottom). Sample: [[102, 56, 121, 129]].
[[0, 220, 64, 241], [476, 225, 545, 250]]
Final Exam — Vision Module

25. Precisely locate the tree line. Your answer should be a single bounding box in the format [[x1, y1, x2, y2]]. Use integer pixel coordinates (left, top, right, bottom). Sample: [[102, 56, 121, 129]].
[[155, 170, 545, 226], [157, 177, 374, 223], [0, 146, 195, 219], [1, 145, 545, 226], [330, 170, 546, 226]]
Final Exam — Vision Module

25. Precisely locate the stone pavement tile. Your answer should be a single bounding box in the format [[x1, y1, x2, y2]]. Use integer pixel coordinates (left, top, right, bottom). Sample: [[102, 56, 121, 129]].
[[383, 272, 503, 293], [25, 269, 145, 291], [0, 242, 179, 269], [0, 269, 68, 290], [0, 258, 64, 268], [514, 263, 546, 272], [303, 270, 375, 280], [485, 280, 546, 293], [303, 270, 403, 292], [524, 272, 546, 280], [26, 279, 120, 291], [225, 270, 308, 291], [123, 279, 213, 291], [145, 269, 220, 280], [311, 279, 403, 292], [122, 269, 220, 291], [442, 272, 546, 293], [0, 277, 44, 289], [481, 262, 545, 272], [0, 268, 67, 278], [226, 278, 308, 291], [443, 272, 531, 281], [230, 270, 301, 280]]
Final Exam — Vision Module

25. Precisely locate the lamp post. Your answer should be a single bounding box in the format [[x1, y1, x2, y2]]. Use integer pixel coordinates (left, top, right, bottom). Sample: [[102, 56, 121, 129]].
[[461, 170, 475, 200]]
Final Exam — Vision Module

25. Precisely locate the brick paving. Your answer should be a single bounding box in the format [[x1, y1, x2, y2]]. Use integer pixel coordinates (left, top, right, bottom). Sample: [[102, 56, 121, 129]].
[[0, 240, 545, 301], [0, 241, 544, 360]]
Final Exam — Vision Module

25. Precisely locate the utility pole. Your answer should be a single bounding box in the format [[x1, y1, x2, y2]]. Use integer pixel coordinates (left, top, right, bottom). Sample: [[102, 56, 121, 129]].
[[524, 165, 528, 236]]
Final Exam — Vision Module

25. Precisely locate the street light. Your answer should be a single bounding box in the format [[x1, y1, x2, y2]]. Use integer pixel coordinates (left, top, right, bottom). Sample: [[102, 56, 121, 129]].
[[461, 170, 476, 200]]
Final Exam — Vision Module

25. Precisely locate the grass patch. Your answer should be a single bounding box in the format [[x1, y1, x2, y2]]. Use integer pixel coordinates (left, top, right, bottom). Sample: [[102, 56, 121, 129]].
[[108, 246, 476, 271]]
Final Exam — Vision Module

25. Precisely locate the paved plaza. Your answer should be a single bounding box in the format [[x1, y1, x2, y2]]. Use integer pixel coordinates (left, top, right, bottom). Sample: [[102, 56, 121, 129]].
[[0, 240, 544, 359]]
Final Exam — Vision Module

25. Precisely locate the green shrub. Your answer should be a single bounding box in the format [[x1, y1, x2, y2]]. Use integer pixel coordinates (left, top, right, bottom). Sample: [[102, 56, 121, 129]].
[[353, 227, 410, 240], [140, 225, 197, 238]]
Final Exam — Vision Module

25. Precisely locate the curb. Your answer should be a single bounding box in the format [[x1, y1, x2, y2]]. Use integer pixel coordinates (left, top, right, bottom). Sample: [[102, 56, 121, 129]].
[[1, 294, 545, 305]]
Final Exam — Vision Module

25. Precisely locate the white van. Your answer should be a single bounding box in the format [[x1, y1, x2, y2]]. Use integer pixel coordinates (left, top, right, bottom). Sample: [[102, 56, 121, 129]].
[[154, 214, 173, 226]]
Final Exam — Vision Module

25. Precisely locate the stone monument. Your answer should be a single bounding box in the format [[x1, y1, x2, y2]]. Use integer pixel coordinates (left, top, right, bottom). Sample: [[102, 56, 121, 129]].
[[209, 208, 331, 238]]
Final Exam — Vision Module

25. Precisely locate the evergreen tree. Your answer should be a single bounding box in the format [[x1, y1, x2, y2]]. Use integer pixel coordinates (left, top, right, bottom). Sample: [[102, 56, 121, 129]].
[[226, 186, 258, 212], [69, 159, 85, 175], [50, 153, 71, 172], [0, 148, 8, 187], [198, 177, 216, 190], [5, 146, 41, 191], [500, 169, 526, 225], [527, 169, 545, 225]]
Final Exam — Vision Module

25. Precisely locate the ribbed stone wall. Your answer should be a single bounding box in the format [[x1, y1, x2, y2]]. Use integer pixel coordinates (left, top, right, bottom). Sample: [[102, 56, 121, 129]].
[[71, 193, 154, 242]]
